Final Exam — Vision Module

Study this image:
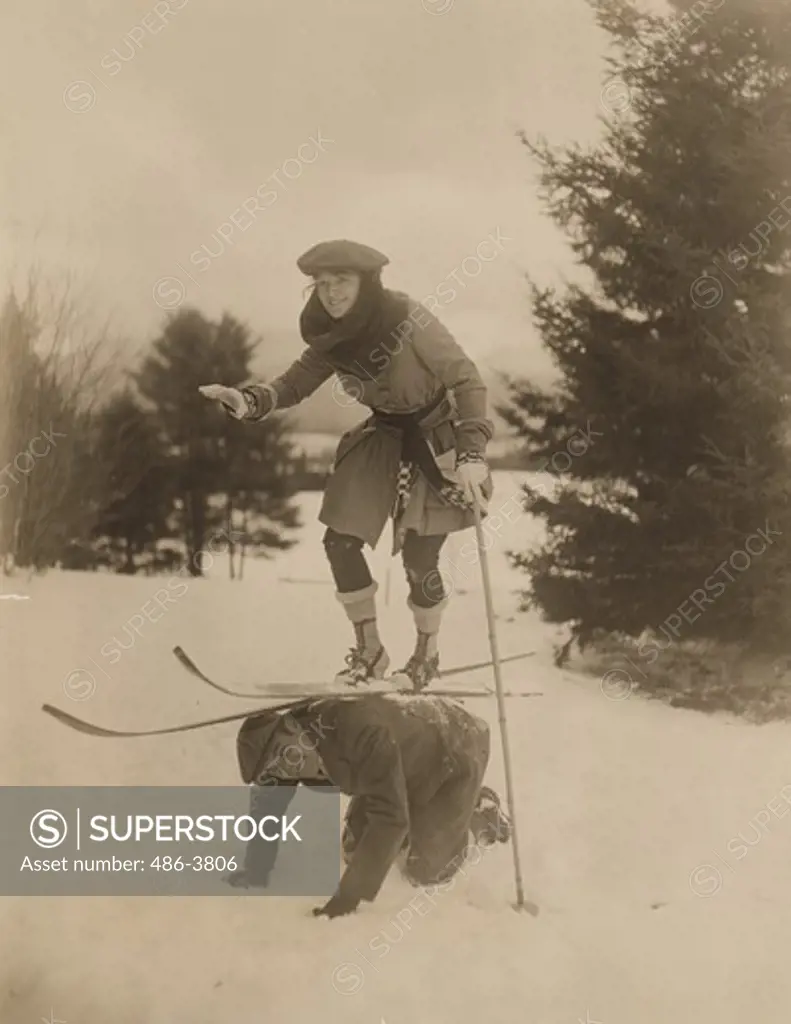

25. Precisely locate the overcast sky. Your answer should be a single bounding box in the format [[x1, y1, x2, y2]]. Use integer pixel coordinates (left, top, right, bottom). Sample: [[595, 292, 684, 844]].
[[0, 0, 653, 381]]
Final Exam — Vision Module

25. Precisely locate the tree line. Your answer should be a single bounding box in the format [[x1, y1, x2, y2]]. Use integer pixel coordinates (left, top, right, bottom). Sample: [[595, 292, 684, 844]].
[[0, 293, 300, 578]]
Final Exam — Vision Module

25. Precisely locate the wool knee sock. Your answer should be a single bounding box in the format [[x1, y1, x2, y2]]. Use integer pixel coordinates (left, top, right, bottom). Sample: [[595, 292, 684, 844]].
[[407, 596, 448, 658], [336, 582, 382, 651]]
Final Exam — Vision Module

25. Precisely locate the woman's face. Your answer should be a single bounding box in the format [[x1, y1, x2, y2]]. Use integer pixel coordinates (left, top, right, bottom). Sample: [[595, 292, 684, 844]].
[[315, 270, 361, 319]]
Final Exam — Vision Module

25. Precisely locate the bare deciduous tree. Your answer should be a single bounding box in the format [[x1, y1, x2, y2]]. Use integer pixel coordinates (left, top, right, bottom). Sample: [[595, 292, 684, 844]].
[[0, 275, 116, 573]]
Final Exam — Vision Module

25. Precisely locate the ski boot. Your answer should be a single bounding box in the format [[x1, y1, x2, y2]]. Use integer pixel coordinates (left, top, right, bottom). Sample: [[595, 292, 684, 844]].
[[334, 619, 390, 687], [390, 632, 440, 692], [470, 786, 512, 846]]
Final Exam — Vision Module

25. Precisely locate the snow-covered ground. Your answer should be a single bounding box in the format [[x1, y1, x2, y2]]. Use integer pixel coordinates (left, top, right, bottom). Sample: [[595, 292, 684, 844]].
[[3, 472, 791, 1023]]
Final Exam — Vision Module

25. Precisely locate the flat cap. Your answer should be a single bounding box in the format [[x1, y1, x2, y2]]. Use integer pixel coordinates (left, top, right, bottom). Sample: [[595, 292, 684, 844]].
[[236, 710, 286, 784], [297, 239, 389, 276]]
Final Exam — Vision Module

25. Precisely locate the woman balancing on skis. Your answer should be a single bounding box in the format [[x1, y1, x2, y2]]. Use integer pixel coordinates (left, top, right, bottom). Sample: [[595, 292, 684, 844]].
[[199, 239, 493, 690]]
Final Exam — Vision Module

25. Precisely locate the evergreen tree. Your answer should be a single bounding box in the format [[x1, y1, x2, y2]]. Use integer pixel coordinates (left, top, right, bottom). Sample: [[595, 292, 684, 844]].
[[222, 406, 300, 579], [134, 309, 299, 576], [91, 391, 173, 573], [503, 0, 791, 653]]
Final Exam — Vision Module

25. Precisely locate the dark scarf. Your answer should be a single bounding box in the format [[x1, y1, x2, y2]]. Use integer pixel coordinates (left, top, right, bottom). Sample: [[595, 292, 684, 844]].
[[299, 274, 410, 381]]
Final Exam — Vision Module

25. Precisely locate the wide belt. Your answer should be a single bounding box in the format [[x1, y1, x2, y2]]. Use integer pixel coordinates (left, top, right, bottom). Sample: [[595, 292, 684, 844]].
[[372, 389, 451, 492]]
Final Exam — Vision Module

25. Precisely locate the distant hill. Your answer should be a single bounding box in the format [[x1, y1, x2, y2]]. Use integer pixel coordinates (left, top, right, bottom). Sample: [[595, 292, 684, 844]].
[[290, 430, 531, 467], [251, 328, 534, 438]]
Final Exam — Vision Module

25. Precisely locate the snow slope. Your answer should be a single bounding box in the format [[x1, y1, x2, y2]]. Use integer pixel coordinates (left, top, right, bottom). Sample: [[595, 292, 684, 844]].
[[3, 473, 791, 1024]]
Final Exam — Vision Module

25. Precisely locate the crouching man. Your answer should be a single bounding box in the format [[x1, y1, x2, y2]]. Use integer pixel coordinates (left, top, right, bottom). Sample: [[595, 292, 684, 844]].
[[231, 692, 511, 918]]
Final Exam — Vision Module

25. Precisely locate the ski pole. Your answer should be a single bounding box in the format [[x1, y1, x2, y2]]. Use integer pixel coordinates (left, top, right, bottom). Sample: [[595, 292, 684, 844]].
[[472, 501, 535, 915]]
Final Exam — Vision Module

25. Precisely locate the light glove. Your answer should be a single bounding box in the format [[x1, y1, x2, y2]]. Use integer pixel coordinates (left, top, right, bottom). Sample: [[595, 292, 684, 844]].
[[198, 384, 248, 419], [457, 454, 490, 510]]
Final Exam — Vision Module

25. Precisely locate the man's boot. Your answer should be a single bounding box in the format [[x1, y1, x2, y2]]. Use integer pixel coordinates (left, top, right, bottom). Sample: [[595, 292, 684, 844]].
[[470, 786, 512, 846]]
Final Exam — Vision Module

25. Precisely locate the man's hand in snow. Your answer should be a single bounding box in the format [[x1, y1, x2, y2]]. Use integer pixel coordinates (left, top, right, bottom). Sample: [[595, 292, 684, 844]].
[[312, 892, 360, 920]]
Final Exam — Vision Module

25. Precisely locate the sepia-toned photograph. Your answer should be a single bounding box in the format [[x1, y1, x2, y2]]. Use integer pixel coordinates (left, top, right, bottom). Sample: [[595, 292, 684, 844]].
[[1, 0, 790, 1021]]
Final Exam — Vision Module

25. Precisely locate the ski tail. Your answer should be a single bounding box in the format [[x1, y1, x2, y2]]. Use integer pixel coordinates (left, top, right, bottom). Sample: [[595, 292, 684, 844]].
[[439, 651, 535, 680]]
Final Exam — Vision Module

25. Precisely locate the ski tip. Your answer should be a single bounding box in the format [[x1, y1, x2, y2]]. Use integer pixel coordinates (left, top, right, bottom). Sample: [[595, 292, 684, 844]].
[[41, 702, 66, 720], [41, 703, 99, 736]]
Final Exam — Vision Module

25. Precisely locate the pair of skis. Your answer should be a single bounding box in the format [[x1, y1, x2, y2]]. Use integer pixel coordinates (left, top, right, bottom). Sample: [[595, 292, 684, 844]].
[[40, 646, 541, 739], [171, 645, 538, 700]]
